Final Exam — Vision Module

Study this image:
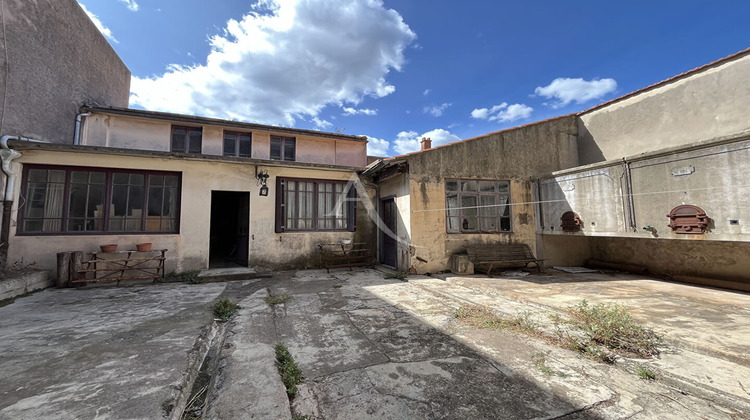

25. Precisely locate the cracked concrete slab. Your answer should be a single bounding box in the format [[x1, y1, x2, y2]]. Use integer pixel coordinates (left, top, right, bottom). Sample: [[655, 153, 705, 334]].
[[0, 282, 227, 419], [213, 268, 749, 419]]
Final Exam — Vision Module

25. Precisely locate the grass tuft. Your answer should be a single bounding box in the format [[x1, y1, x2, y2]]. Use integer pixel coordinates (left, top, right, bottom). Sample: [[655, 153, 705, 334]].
[[564, 300, 661, 358], [165, 270, 202, 284], [275, 343, 305, 399], [452, 306, 540, 335], [213, 298, 239, 321], [637, 365, 656, 380], [264, 287, 292, 306], [384, 270, 409, 280]]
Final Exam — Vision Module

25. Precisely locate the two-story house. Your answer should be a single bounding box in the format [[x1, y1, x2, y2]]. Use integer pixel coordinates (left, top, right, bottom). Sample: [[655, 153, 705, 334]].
[[6, 106, 371, 273]]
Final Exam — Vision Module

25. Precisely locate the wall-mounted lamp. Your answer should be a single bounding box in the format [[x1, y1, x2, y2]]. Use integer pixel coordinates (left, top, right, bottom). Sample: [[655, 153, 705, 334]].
[[256, 168, 270, 197]]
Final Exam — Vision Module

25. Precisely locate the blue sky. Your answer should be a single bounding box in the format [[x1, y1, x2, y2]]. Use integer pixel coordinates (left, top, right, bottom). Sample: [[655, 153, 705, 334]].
[[78, 0, 750, 156]]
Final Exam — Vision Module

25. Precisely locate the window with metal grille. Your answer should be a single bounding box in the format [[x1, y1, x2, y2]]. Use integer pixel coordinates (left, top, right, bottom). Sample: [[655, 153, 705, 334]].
[[445, 179, 511, 233], [19, 165, 180, 235]]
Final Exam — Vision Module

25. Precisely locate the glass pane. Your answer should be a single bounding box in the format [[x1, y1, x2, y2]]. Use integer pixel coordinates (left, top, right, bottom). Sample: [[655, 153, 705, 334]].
[[71, 171, 88, 183], [239, 135, 251, 157], [109, 218, 125, 231], [130, 174, 144, 185], [500, 217, 511, 231], [112, 185, 128, 216], [445, 180, 458, 192], [90, 172, 106, 184], [150, 175, 164, 186], [498, 181, 510, 194], [171, 128, 186, 152], [270, 138, 281, 160], [24, 220, 44, 231], [69, 184, 87, 217], [498, 195, 510, 216], [283, 140, 295, 161], [113, 173, 129, 184], [223, 136, 236, 156], [28, 169, 47, 182], [480, 217, 497, 231], [162, 188, 176, 217], [447, 216, 460, 232], [188, 130, 202, 153], [165, 175, 178, 187], [128, 186, 144, 215], [88, 185, 105, 218], [461, 180, 476, 192], [480, 195, 498, 218], [48, 170, 65, 183], [148, 187, 164, 216], [478, 181, 495, 193], [460, 196, 478, 231]]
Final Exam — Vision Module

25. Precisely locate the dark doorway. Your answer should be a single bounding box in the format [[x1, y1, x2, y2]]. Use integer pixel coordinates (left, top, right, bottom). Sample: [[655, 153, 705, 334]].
[[381, 198, 397, 267], [210, 191, 249, 268]]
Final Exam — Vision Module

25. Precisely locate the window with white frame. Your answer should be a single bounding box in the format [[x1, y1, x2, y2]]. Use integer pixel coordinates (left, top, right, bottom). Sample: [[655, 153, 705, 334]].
[[445, 179, 510, 233]]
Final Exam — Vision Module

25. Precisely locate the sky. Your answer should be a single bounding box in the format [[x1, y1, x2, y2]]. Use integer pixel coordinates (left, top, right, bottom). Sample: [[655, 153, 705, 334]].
[[78, 0, 750, 157]]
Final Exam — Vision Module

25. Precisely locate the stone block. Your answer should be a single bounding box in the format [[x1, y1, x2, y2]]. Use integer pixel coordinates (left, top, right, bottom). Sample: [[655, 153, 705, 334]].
[[450, 254, 474, 275]]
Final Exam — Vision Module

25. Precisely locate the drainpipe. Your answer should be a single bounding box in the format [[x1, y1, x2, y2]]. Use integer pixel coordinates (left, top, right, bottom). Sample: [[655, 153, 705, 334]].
[[73, 112, 91, 145], [0, 135, 48, 262]]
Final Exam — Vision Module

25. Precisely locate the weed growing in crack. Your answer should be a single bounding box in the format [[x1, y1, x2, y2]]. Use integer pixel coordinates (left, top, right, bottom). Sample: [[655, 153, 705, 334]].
[[637, 365, 656, 380], [264, 287, 292, 306], [165, 270, 202, 284], [384, 270, 409, 280], [275, 343, 304, 399], [213, 298, 239, 321], [452, 306, 541, 336], [532, 353, 567, 377], [563, 300, 661, 358]]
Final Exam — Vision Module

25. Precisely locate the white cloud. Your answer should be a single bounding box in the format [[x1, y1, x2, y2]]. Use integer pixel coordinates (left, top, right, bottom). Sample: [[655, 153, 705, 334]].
[[342, 107, 377, 116], [392, 128, 461, 155], [470, 102, 533, 122], [312, 117, 332, 129], [365, 136, 390, 156], [119, 0, 139, 11], [130, 0, 416, 127], [423, 102, 451, 117], [79, 3, 118, 43], [534, 77, 617, 108], [423, 89, 431, 96]]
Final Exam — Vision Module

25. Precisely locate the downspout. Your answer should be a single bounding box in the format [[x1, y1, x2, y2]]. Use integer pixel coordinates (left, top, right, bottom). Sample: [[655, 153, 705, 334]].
[[622, 158, 637, 232], [0, 135, 48, 262], [73, 112, 91, 145]]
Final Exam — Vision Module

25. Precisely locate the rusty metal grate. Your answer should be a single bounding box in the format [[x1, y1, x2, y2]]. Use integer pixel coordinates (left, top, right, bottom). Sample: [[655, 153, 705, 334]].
[[667, 205, 709, 234], [561, 211, 583, 232]]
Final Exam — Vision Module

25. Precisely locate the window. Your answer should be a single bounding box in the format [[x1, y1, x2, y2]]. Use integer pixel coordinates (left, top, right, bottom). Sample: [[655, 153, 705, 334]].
[[19, 165, 180, 234], [445, 179, 510, 233], [171, 126, 202, 154], [275, 178, 355, 232], [270, 136, 295, 161], [223, 131, 252, 157]]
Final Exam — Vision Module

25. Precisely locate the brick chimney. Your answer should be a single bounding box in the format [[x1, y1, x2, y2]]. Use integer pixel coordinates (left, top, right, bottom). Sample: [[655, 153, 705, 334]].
[[420, 137, 432, 151]]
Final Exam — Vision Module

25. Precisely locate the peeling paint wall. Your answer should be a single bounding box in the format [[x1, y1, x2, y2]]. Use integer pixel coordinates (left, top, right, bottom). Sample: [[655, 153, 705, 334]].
[[578, 51, 750, 165], [80, 114, 367, 167], [8, 150, 360, 274], [403, 116, 579, 273]]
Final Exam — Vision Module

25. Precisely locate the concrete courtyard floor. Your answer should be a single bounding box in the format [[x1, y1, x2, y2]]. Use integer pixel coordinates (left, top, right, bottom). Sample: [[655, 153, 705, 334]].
[[1, 268, 748, 419], [213, 268, 750, 419]]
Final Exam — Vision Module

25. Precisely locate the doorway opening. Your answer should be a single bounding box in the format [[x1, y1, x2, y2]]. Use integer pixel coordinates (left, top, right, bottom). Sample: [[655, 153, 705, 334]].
[[209, 191, 249, 268], [380, 197, 397, 268]]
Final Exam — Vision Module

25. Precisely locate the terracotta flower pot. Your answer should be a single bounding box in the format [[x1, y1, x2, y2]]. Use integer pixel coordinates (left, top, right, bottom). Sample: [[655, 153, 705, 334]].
[[136, 243, 152, 252], [100, 244, 118, 253]]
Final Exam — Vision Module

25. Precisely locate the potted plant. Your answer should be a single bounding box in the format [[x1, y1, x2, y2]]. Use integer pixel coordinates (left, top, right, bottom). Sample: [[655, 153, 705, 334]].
[[100, 244, 118, 253], [136, 243, 152, 252]]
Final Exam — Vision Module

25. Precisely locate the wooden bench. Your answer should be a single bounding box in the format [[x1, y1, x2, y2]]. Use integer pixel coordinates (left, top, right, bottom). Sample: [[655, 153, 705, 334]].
[[466, 244, 543, 276], [318, 242, 373, 273]]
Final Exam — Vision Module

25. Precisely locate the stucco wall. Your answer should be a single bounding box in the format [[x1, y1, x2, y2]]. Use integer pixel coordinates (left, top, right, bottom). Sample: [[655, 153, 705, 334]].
[[578, 51, 750, 164], [378, 172, 411, 271], [0, 0, 130, 143], [7, 149, 359, 274], [404, 116, 579, 273], [81, 113, 367, 167]]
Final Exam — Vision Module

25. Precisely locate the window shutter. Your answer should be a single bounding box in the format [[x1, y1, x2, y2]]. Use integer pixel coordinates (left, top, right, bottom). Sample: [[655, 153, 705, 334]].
[[275, 177, 285, 233], [347, 184, 357, 232]]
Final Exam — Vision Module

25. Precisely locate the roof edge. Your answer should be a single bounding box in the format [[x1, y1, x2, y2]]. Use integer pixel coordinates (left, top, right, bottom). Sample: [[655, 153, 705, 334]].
[[83, 106, 368, 143], [578, 46, 750, 116]]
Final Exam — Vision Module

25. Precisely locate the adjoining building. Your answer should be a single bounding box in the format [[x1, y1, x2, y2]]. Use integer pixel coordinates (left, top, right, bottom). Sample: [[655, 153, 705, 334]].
[[365, 47, 750, 291]]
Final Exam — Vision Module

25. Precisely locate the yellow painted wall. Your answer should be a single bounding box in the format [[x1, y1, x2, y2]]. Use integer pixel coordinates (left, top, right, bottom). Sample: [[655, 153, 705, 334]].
[[8, 149, 359, 274]]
